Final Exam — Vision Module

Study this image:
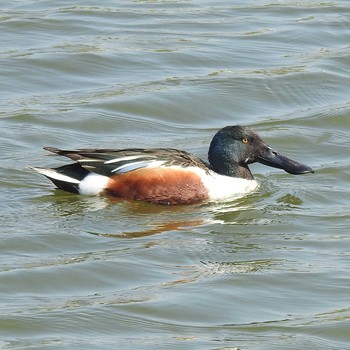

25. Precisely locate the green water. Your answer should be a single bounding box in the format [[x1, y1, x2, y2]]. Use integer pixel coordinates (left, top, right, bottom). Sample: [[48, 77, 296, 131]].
[[1, 1, 350, 349]]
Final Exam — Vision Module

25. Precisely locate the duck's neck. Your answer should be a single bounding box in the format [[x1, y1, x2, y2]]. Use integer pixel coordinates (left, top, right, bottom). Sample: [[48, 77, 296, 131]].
[[208, 146, 254, 180], [232, 164, 254, 179], [211, 161, 254, 180]]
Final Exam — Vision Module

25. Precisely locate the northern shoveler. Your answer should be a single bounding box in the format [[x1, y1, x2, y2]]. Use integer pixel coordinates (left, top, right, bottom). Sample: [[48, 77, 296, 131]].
[[31, 125, 313, 205]]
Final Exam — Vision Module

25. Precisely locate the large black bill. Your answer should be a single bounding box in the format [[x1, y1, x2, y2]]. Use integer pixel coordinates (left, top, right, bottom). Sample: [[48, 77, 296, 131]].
[[258, 146, 314, 175]]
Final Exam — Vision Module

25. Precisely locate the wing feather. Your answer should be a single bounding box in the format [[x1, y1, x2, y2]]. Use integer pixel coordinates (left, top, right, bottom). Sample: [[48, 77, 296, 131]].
[[43, 147, 209, 176]]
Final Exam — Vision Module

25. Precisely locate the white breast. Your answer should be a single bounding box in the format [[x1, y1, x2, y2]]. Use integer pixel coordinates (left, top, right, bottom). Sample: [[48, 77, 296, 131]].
[[192, 168, 259, 202]]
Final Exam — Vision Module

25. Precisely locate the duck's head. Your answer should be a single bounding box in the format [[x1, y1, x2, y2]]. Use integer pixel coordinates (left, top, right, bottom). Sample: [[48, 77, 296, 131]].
[[208, 125, 314, 179]]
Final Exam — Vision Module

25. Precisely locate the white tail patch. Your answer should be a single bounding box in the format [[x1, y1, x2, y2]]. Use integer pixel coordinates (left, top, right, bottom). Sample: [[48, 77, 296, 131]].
[[78, 173, 110, 195]]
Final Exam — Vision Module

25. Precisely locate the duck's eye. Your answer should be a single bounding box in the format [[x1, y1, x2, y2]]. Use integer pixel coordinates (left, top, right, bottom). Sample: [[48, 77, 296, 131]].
[[242, 138, 249, 144]]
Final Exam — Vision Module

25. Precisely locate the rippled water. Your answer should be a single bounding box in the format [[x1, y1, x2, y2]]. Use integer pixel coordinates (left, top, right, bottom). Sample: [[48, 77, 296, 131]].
[[1, 1, 350, 349]]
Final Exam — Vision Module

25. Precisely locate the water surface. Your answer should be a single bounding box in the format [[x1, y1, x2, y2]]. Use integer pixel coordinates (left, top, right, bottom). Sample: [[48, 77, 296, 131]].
[[1, 1, 350, 349]]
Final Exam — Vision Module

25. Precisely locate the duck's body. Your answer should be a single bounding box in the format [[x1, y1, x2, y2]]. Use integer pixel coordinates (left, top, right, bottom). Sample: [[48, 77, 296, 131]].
[[31, 126, 313, 205]]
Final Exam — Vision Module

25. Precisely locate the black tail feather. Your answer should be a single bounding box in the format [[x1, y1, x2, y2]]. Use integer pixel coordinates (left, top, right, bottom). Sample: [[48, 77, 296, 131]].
[[32, 163, 90, 194]]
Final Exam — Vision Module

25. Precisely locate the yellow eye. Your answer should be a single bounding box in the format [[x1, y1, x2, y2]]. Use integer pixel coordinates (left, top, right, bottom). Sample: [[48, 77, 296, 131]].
[[242, 138, 249, 144]]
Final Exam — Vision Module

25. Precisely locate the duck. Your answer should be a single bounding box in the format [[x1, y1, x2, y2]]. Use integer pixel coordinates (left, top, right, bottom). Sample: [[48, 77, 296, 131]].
[[31, 125, 313, 205]]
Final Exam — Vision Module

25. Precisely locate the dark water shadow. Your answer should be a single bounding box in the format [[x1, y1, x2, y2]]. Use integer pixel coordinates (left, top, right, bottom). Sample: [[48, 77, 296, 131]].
[[88, 219, 205, 238]]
